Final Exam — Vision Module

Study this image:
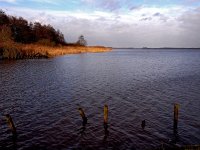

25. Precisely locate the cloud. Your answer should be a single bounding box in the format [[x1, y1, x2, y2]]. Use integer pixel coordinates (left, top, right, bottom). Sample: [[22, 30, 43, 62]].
[[82, 0, 133, 11], [140, 17, 152, 21], [185, 0, 200, 3], [0, 0, 17, 3], [152, 12, 169, 22], [129, 5, 143, 11], [2, 5, 200, 48], [178, 7, 200, 31], [153, 12, 161, 16], [30, 0, 59, 5]]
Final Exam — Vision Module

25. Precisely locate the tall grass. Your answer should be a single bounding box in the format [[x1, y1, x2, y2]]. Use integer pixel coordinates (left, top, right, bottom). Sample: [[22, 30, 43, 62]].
[[0, 42, 112, 59]]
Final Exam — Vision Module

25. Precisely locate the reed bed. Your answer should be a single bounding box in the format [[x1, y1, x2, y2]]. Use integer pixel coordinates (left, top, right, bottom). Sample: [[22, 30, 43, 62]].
[[0, 42, 112, 59]]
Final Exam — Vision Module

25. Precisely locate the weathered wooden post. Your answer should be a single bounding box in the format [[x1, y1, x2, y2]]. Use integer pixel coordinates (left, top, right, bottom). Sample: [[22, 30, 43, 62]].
[[78, 107, 87, 126], [104, 105, 108, 130], [173, 103, 179, 130], [5, 114, 17, 135]]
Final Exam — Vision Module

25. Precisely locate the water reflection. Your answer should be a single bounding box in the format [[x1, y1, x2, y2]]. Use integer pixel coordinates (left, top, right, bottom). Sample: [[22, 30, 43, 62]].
[[77, 124, 86, 136], [103, 125, 109, 141], [173, 127, 180, 144], [0, 117, 18, 150], [11, 134, 18, 150]]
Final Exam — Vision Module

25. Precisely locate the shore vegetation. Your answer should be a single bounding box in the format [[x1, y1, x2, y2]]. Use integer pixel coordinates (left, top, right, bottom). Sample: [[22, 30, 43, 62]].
[[0, 10, 111, 59]]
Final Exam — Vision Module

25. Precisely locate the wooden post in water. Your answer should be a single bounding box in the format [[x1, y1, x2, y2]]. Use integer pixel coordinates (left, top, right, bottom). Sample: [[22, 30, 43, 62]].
[[5, 114, 17, 135], [173, 103, 179, 130], [78, 107, 87, 126], [104, 105, 108, 130]]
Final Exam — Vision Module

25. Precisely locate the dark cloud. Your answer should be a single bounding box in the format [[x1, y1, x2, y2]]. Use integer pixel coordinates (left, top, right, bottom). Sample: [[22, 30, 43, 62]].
[[140, 17, 152, 21], [152, 12, 169, 22], [129, 5, 142, 11], [153, 12, 161, 16]]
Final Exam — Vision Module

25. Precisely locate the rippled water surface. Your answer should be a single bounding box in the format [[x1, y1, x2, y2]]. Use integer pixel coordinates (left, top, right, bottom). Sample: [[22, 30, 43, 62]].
[[0, 49, 200, 149]]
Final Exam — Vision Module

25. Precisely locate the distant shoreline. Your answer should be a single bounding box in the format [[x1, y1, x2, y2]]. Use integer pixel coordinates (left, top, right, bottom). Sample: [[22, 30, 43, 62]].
[[113, 47, 200, 49]]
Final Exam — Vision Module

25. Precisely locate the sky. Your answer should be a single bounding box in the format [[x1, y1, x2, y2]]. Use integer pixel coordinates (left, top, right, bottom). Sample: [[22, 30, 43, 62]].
[[1, 0, 200, 48]]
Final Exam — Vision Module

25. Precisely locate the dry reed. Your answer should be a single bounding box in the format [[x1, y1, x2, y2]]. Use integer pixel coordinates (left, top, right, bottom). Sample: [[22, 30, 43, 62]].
[[0, 42, 112, 59]]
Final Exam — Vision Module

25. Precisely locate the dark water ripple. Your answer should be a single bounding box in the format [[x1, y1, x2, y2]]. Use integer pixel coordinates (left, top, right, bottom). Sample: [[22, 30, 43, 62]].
[[0, 49, 200, 149]]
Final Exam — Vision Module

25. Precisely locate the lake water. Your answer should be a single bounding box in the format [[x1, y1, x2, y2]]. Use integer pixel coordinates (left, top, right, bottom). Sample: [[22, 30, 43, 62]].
[[0, 49, 200, 149]]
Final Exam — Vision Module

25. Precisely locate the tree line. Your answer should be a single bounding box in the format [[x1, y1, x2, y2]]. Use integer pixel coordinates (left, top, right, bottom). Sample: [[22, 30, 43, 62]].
[[0, 10, 87, 46]]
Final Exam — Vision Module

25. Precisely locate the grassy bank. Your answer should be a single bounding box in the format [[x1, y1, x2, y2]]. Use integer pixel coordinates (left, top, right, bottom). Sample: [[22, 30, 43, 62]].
[[0, 41, 112, 59]]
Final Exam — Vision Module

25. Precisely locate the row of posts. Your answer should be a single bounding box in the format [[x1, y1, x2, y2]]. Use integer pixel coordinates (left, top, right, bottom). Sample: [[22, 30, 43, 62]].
[[78, 104, 180, 133], [4, 104, 180, 136], [78, 105, 109, 130]]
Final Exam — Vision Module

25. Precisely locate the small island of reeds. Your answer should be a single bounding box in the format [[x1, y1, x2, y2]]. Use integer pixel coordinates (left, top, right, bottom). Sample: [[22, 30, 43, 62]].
[[0, 10, 111, 59]]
